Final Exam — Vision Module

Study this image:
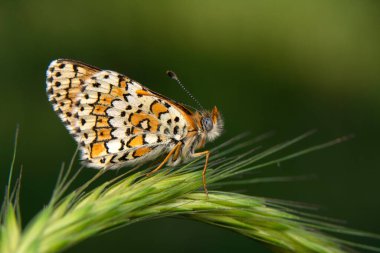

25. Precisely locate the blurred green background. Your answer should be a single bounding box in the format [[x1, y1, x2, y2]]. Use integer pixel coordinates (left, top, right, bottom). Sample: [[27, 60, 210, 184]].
[[1, 0, 380, 252]]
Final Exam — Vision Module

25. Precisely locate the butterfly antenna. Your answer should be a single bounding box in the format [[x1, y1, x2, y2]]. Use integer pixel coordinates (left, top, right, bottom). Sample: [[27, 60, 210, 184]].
[[166, 70, 204, 110]]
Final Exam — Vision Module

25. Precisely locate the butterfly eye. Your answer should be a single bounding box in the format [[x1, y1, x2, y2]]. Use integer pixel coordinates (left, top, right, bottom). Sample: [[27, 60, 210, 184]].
[[202, 117, 213, 132]]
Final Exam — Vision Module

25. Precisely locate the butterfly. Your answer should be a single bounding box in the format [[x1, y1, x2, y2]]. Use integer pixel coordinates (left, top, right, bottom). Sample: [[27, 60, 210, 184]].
[[46, 59, 223, 194]]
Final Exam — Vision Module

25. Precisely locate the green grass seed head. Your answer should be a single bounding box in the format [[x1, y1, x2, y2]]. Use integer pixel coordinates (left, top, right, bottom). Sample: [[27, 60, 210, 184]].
[[1, 132, 380, 253]]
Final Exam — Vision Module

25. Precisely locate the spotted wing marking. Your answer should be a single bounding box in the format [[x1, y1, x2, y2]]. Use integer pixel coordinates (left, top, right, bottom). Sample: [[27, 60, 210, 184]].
[[47, 59, 190, 169], [46, 59, 99, 135]]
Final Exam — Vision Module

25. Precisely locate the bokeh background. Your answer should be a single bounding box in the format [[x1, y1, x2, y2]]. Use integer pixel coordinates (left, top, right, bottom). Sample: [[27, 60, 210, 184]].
[[1, 0, 380, 252]]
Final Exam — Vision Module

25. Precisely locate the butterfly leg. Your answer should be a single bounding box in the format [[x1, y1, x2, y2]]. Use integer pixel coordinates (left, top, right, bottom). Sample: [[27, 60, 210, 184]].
[[193, 150, 210, 196], [146, 142, 182, 176]]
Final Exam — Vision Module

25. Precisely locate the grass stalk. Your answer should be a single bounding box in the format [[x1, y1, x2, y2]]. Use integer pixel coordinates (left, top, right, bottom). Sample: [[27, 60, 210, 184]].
[[1, 133, 379, 253]]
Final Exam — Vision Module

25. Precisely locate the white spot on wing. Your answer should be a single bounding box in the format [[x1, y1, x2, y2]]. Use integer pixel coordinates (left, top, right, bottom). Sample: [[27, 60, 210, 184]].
[[106, 139, 122, 153], [145, 134, 158, 144]]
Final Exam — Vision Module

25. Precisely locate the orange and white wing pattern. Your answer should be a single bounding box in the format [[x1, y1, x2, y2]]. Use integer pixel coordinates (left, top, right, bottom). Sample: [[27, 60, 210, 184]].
[[46, 59, 191, 168], [47, 59, 223, 194]]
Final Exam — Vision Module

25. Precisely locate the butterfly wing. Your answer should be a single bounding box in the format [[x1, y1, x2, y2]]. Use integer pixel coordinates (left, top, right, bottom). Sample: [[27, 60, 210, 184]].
[[46, 59, 190, 168]]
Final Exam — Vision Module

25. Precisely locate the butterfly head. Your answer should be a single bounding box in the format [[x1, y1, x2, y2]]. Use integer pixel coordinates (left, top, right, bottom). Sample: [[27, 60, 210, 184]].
[[200, 106, 223, 141]]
